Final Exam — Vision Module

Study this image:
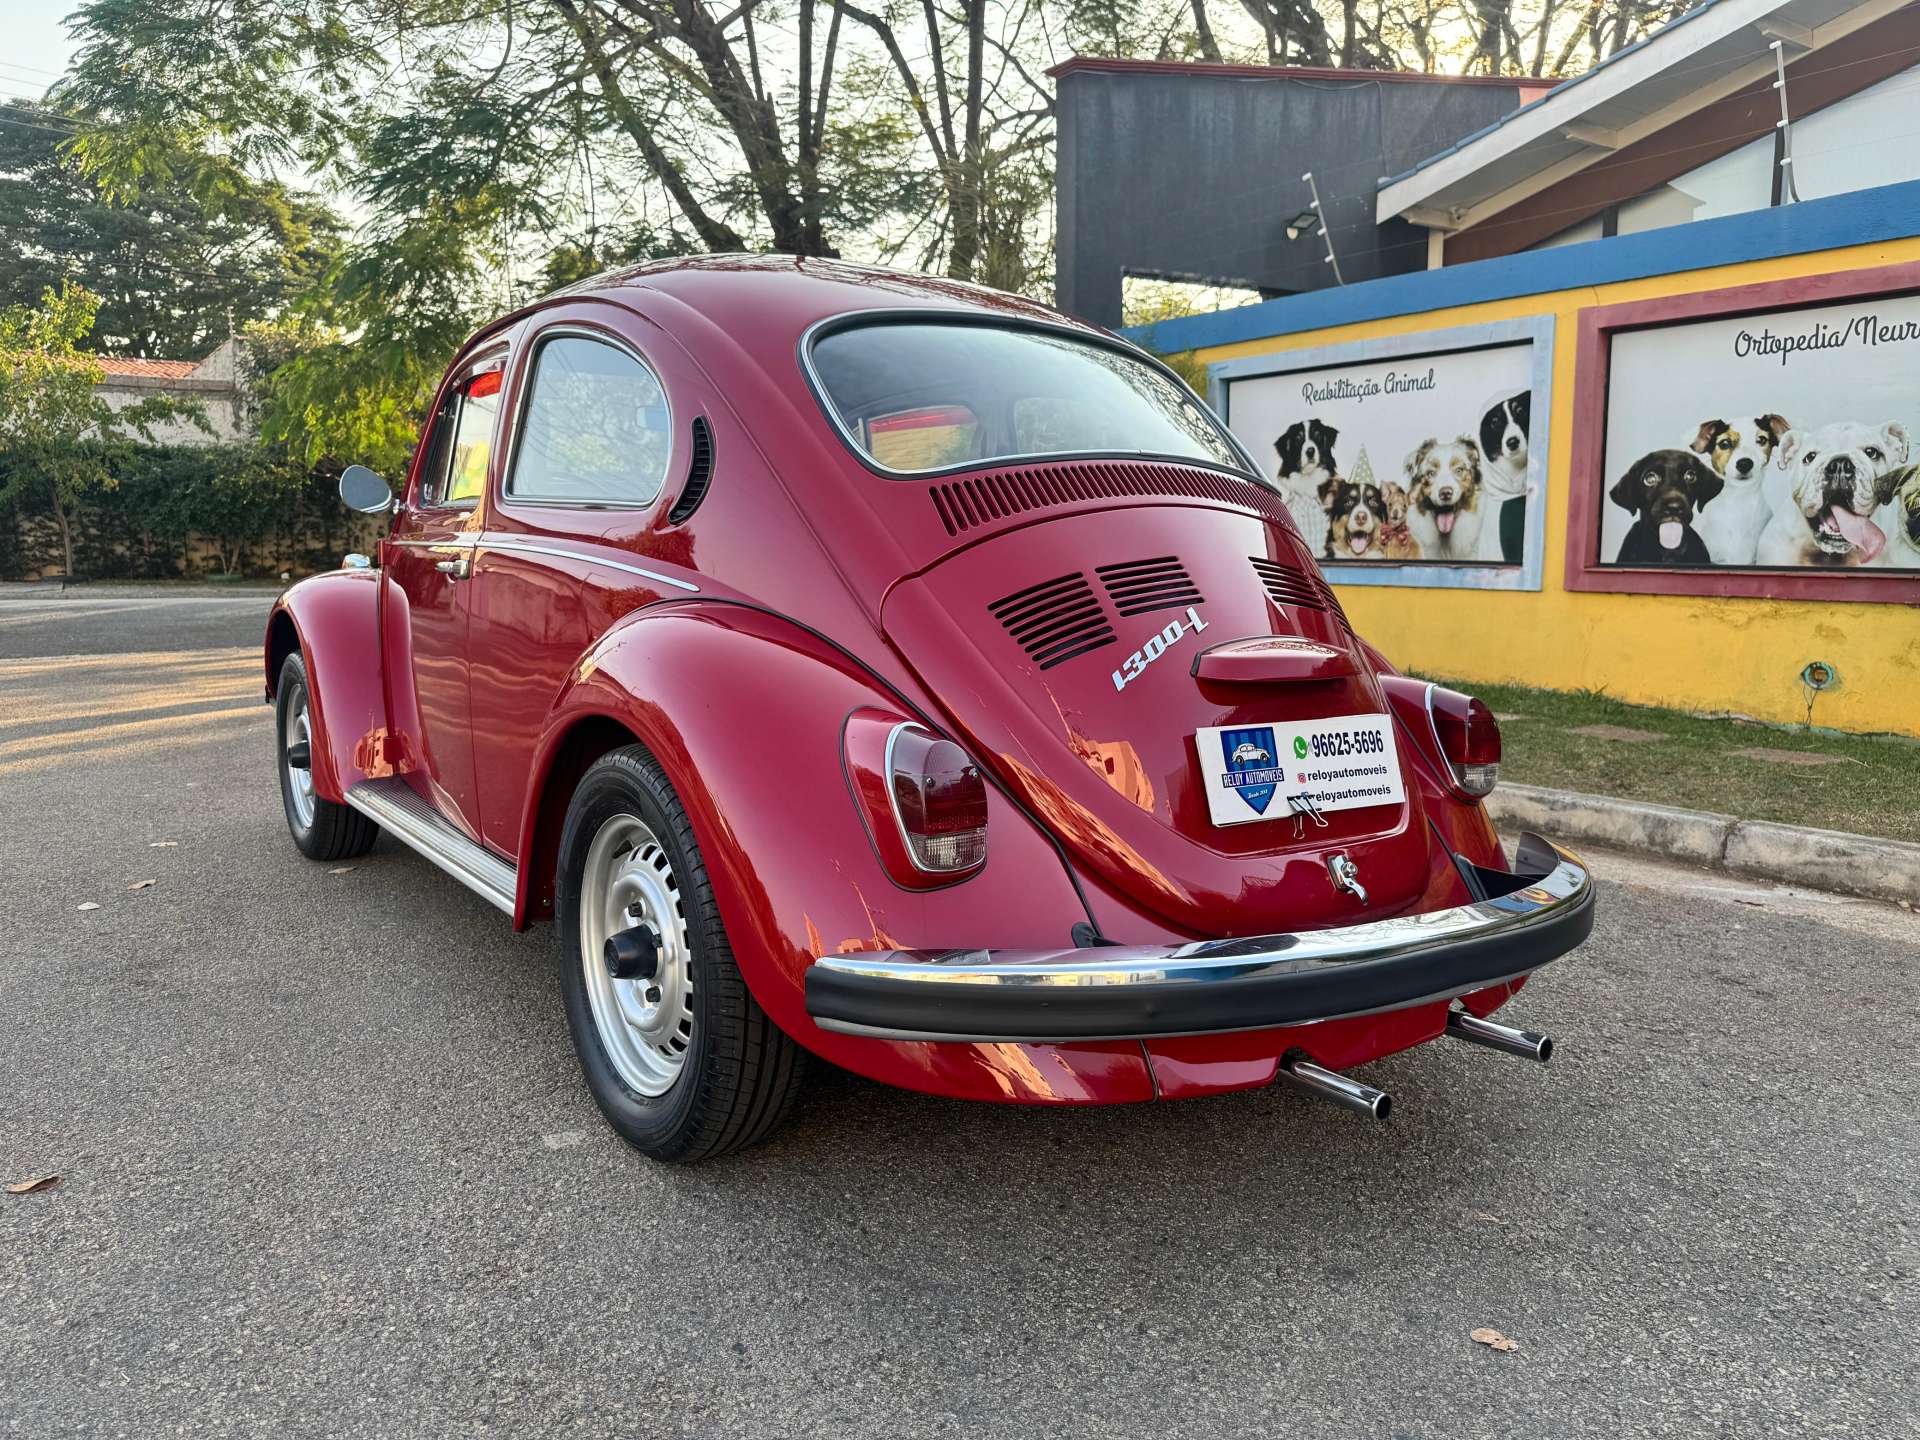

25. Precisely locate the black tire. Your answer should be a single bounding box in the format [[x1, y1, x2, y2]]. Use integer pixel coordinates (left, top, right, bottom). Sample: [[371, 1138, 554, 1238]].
[[556, 745, 806, 1162], [275, 652, 378, 863]]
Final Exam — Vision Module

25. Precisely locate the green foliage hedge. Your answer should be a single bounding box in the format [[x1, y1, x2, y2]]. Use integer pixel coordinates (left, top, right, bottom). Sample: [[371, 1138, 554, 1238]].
[[0, 441, 378, 580]]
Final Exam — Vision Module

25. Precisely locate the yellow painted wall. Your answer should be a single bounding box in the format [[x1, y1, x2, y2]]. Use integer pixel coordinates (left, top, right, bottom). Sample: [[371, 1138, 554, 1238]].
[[1195, 237, 1920, 738]]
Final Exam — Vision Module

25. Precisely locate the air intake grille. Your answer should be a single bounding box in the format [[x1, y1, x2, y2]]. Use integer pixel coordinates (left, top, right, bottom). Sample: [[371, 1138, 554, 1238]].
[[1097, 556, 1202, 616], [1250, 556, 1331, 611], [988, 572, 1116, 670], [667, 416, 714, 524], [929, 460, 1291, 536]]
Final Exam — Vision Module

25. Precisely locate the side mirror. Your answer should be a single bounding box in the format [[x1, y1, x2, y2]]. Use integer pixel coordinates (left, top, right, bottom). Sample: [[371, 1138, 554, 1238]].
[[339, 464, 395, 514]]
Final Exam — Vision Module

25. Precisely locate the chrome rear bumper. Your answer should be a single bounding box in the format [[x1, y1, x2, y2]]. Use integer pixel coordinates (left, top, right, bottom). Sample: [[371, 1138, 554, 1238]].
[[804, 833, 1593, 1043]]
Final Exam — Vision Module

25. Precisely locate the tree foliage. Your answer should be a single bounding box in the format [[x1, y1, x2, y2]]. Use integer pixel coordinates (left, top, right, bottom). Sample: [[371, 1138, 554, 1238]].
[[39, 0, 1697, 468], [0, 281, 204, 575], [0, 101, 344, 359]]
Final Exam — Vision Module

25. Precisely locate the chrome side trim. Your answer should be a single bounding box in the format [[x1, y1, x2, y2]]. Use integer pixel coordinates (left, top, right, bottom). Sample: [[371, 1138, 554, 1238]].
[[344, 778, 517, 915], [390, 536, 478, 550], [477, 535, 700, 592]]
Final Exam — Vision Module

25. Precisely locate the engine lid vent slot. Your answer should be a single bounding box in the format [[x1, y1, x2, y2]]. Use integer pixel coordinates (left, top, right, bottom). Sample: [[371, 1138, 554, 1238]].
[[667, 416, 714, 524], [1097, 556, 1203, 616], [929, 460, 1292, 536], [988, 572, 1116, 670], [1249, 556, 1328, 611]]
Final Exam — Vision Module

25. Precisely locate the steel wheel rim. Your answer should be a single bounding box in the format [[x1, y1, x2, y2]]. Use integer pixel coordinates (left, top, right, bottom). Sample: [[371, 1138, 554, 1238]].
[[285, 687, 316, 828], [579, 813, 693, 1097]]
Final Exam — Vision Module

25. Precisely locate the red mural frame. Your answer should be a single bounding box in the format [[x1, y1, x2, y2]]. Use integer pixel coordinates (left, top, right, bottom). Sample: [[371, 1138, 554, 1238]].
[[1564, 260, 1920, 605]]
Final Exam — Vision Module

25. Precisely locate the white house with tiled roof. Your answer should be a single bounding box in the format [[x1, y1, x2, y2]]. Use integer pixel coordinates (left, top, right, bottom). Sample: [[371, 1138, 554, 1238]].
[[96, 337, 252, 444]]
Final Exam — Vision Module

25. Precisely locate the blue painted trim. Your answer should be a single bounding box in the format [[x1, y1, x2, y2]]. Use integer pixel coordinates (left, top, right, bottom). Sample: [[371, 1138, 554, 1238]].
[[1208, 316, 1556, 593], [1123, 180, 1920, 355]]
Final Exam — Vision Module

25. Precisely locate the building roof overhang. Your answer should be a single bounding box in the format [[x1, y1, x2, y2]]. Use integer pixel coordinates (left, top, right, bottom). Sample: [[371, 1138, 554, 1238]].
[[1377, 0, 1912, 232]]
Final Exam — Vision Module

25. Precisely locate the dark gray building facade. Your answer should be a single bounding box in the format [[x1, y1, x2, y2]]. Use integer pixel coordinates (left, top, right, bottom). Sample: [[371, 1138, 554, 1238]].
[[1054, 60, 1546, 328]]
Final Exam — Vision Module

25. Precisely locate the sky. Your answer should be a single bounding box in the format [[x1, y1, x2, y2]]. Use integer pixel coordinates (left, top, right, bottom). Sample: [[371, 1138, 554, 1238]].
[[2, 2, 76, 99]]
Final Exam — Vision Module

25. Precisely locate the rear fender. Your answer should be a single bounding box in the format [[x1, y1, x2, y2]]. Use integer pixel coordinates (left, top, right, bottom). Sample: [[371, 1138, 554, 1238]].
[[517, 601, 1154, 1104], [264, 570, 385, 804]]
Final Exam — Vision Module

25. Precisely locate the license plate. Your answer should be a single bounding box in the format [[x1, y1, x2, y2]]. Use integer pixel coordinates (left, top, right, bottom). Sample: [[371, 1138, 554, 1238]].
[[1195, 714, 1405, 827]]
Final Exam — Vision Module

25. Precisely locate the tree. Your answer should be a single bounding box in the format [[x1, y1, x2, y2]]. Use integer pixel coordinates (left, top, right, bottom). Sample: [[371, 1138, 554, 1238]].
[[0, 101, 344, 359], [173, 443, 308, 577], [0, 282, 201, 576], [54, 0, 1066, 286]]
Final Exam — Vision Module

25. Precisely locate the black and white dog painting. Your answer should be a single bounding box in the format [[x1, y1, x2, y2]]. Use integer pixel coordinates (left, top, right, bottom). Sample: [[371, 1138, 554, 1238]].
[[1273, 419, 1338, 557], [1476, 391, 1530, 563]]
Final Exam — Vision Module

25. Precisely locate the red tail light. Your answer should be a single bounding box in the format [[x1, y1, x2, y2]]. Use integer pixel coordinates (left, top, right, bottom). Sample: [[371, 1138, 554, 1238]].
[[843, 711, 988, 886], [1425, 684, 1501, 798], [888, 725, 988, 872]]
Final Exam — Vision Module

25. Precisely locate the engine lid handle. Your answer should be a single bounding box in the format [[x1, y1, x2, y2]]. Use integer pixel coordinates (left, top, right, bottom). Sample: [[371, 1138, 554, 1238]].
[[1191, 636, 1355, 685]]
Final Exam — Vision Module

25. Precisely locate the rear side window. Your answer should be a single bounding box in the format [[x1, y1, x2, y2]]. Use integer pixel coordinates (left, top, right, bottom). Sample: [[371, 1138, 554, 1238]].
[[445, 371, 501, 504], [506, 335, 672, 505], [419, 367, 502, 508]]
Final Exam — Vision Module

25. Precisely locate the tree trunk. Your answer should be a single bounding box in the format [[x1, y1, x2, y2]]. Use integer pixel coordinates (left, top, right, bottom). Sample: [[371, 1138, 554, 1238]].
[[945, 0, 987, 280], [51, 495, 74, 580], [1190, 0, 1223, 62]]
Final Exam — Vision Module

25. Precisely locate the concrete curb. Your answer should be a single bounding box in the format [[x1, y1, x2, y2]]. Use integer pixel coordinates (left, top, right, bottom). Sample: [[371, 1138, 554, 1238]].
[[1487, 782, 1920, 907]]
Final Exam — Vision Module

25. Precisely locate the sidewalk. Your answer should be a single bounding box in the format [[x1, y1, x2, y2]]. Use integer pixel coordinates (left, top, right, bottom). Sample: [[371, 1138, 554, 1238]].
[[1490, 782, 1920, 908]]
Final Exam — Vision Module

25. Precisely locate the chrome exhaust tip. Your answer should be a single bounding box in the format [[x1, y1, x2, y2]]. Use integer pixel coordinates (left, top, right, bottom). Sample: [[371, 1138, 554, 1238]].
[[1278, 1055, 1392, 1121], [1446, 1009, 1553, 1063]]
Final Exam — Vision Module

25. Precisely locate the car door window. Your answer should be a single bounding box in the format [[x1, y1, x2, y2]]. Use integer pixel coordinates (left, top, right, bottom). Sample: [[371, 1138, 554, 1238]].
[[506, 334, 672, 505]]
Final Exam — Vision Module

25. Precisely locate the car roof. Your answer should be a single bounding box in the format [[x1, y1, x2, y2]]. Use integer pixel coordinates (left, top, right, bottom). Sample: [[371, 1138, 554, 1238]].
[[540, 254, 1102, 342]]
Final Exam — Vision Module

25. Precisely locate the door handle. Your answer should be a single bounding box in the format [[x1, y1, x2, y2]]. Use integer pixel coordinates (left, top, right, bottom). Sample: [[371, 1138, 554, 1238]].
[[434, 552, 473, 579]]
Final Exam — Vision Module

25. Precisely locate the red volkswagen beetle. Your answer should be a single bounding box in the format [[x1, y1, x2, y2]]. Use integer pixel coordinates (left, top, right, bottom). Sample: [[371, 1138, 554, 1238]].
[[265, 257, 1594, 1161]]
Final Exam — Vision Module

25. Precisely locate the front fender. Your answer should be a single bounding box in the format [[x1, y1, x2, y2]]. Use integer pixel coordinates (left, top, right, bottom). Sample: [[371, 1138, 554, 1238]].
[[518, 601, 1155, 1104], [264, 569, 385, 804]]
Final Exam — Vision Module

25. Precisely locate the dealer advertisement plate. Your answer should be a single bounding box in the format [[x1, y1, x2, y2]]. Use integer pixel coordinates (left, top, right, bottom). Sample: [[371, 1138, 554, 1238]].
[[1195, 715, 1404, 828]]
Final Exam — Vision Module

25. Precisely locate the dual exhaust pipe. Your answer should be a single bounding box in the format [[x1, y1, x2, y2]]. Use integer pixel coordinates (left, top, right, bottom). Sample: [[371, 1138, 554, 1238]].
[[1277, 1010, 1553, 1121]]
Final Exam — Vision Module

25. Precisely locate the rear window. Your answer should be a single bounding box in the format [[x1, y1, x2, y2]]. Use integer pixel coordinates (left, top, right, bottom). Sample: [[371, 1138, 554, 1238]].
[[809, 322, 1244, 476]]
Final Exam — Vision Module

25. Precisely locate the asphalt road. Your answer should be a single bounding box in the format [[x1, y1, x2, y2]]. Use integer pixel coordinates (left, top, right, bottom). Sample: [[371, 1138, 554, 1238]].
[[0, 583, 282, 661], [2, 583, 1915, 1438]]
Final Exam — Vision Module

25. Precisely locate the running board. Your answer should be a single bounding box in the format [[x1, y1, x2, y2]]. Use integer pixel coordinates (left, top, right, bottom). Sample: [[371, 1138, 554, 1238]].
[[344, 778, 517, 915]]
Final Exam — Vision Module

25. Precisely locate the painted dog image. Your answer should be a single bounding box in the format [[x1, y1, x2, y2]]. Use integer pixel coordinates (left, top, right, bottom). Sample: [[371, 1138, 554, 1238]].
[[1687, 414, 1789, 565], [1274, 419, 1337, 558], [1478, 391, 1530, 488], [1611, 449, 1722, 565], [1875, 463, 1920, 568], [1477, 390, 1532, 563], [1757, 420, 1909, 567], [1322, 476, 1387, 560], [1378, 480, 1419, 559], [1403, 437, 1487, 561]]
